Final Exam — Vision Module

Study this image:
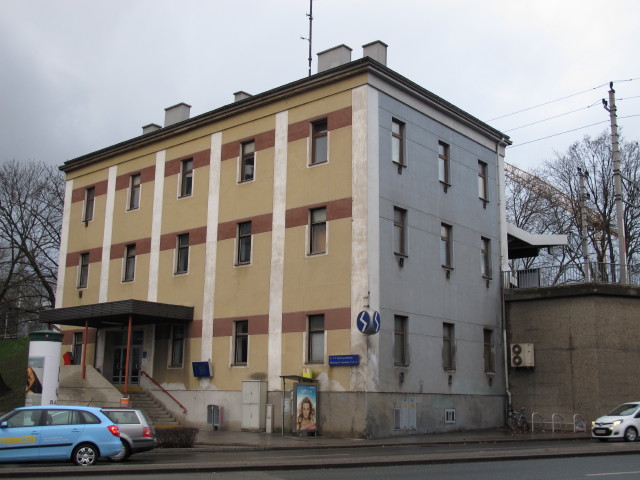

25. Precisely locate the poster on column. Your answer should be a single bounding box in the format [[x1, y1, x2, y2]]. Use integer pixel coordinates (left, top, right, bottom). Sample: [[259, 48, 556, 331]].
[[294, 383, 318, 433], [25, 357, 44, 406]]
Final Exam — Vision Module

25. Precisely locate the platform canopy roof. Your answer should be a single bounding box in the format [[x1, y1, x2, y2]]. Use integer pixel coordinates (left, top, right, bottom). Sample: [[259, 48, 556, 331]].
[[507, 223, 568, 259]]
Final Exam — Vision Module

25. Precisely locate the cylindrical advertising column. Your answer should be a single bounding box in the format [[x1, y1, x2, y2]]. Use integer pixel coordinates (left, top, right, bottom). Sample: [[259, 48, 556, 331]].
[[26, 330, 64, 406]]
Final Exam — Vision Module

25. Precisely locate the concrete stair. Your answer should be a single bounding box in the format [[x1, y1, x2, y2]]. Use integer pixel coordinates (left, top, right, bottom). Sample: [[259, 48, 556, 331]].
[[128, 390, 181, 427]]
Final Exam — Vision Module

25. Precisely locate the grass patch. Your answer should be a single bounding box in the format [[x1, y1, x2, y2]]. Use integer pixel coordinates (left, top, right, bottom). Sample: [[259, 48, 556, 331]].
[[0, 338, 29, 414]]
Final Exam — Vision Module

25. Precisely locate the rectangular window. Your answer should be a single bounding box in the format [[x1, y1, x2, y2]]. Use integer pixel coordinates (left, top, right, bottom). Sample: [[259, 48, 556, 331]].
[[394, 315, 407, 366], [394, 207, 407, 256], [234, 320, 248, 365], [72, 332, 83, 365], [440, 223, 452, 268], [237, 221, 252, 265], [128, 173, 141, 210], [484, 329, 495, 373], [309, 207, 327, 254], [392, 119, 405, 166], [307, 314, 324, 363], [170, 325, 185, 367], [311, 119, 328, 165], [78, 252, 89, 288], [438, 141, 450, 185], [240, 141, 255, 182], [176, 233, 189, 274], [180, 158, 193, 197], [123, 244, 136, 282], [478, 161, 488, 202], [481, 237, 492, 278], [84, 187, 95, 222], [442, 322, 455, 370]]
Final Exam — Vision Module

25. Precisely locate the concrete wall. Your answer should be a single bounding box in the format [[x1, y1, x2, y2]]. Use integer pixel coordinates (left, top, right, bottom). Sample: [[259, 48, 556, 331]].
[[505, 283, 640, 427]]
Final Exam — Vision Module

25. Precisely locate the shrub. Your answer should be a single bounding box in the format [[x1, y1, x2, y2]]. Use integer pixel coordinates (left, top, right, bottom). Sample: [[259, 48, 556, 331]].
[[156, 427, 198, 448]]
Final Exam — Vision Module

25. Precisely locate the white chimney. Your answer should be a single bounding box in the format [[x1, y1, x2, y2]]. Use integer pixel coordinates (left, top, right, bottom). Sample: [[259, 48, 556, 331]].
[[363, 41, 388, 66], [317, 44, 352, 73], [164, 103, 191, 127], [234, 91, 252, 102], [142, 123, 161, 135]]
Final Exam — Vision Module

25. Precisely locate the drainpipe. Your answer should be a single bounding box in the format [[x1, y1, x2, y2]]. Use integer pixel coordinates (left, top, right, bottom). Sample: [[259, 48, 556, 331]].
[[495, 137, 512, 416]]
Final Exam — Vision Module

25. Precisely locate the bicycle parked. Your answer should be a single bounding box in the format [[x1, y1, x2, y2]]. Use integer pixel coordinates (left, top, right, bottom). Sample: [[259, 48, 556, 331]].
[[507, 406, 530, 432]]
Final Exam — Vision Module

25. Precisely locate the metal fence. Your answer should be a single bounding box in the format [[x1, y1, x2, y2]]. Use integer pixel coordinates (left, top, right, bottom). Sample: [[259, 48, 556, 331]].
[[503, 262, 640, 289]]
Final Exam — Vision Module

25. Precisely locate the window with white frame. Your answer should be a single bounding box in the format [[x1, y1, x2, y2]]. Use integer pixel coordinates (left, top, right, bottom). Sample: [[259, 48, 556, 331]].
[[392, 119, 405, 167], [170, 325, 185, 367], [240, 141, 255, 182], [123, 244, 136, 282], [78, 252, 89, 288], [180, 158, 193, 197], [307, 314, 324, 364], [176, 233, 189, 274], [84, 187, 95, 222], [129, 173, 141, 210], [309, 207, 327, 254], [234, 320, 248, 365], [311, 119, 328, 165], [237, 221, 252, 265]]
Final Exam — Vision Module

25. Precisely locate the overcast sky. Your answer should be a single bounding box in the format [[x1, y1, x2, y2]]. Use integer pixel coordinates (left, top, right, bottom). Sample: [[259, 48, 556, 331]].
[[1, 0, 638, 173]]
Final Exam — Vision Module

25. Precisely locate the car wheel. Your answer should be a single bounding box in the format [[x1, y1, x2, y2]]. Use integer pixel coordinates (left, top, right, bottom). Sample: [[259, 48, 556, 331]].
[[108, 440, 131, 462], [72, 443, 99, 466], [624, 427, 638, 442]]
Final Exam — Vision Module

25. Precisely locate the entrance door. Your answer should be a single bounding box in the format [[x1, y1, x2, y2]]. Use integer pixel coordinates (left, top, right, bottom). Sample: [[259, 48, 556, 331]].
[[111, 331, 143, 385]]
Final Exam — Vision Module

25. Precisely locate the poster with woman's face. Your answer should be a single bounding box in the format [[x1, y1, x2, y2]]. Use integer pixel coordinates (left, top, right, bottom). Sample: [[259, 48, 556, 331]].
[[294, 383, 317, 433], [26, 357, 44, 405]]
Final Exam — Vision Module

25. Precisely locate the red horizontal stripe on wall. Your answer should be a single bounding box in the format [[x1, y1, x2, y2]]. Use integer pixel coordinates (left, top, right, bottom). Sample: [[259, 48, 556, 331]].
[[115, 165, 156, 191], [159, 226, 207, 251], [164, 150, 210, 177], [213, 315, 269, 337], [288, 107, 353, 143], [218, 213, 273, 241], [71, 180, 108, 203], [110, 237, 152, 260], [221, 130, 276, 161], [66, 247, 103, 267], [282, 307, 351, 333], [285, 198, 352, 229]]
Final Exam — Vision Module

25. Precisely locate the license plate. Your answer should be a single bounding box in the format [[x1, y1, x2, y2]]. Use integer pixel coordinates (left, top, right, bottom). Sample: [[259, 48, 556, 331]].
[[594, 428, 608, 435]]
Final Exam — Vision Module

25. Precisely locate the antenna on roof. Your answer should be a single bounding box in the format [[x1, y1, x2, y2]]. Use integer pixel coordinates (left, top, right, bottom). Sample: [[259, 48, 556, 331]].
[[300, 0, 313, 76]]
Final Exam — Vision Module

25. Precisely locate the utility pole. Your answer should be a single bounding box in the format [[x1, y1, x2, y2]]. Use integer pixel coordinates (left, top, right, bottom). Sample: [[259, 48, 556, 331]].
[[602, 82, 628, 283], [578, 167, 591, 282]]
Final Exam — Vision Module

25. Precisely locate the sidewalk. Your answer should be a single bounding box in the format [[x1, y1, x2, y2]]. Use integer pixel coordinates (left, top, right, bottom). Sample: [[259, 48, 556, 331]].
[[193, 426, 591, 451]]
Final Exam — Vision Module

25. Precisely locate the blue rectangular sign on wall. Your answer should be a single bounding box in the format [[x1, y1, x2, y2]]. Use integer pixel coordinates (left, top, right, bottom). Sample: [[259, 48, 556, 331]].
[[328, 355, 360, 366]]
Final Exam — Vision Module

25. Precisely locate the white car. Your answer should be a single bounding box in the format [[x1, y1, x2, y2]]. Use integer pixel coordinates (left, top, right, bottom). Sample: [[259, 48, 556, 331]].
[[592, 402, 640, 441]]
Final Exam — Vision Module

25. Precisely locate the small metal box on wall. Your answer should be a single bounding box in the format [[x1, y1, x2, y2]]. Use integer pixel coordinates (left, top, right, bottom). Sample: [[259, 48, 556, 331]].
[[510, 343, 535, 367]]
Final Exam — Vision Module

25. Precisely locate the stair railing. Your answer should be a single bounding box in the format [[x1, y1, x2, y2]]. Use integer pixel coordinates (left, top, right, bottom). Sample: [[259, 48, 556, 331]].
[[139, 370, 187, 414]]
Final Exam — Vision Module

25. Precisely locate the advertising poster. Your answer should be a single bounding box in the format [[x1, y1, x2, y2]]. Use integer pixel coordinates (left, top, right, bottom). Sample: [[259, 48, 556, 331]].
[[25, 357, 44, 406], [294, 383, 317, 433]]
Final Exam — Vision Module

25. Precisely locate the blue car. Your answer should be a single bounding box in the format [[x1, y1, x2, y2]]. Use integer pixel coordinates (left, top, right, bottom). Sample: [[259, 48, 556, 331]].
[[0, 405, 122, 466]]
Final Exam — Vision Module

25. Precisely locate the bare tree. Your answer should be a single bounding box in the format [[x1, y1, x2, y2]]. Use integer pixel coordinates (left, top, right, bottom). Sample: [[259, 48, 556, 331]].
[[0, 160, 64, 334]]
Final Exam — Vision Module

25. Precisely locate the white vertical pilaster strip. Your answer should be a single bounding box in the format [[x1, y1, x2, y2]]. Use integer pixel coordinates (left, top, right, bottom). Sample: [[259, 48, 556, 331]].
[[55, 179, 74, 308], [201, 132, 222, 369], [148, 150, 166, 302], [268, 110, 288, 391], [99, 166, 117, 303], [351, 85, 379, 391]]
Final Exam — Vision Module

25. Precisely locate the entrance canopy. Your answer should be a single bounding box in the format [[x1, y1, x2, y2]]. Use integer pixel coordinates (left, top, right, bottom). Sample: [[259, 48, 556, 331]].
[[39, 299, 194, 328]]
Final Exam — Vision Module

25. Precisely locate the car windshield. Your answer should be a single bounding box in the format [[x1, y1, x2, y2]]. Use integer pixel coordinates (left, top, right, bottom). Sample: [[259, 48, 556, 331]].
[[608, 403, 639, 416]]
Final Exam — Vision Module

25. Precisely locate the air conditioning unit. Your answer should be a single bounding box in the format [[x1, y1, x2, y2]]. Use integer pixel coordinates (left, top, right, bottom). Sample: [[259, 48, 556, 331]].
[[510, 343, 535, 367]]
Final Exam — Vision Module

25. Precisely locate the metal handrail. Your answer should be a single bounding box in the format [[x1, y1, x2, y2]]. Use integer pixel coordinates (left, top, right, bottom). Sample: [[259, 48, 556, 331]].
[[573, 414, 586, 433], [551, 413, 565, 433], [503, 262, 640, 289], [531, 412, 545, 433], [140, 370, 187, 414]]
